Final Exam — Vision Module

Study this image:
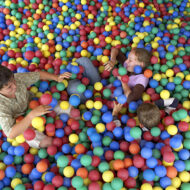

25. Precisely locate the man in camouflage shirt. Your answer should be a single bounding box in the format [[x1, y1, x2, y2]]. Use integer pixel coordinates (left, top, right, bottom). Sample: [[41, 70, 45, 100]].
[[0, 65, 71, 148]]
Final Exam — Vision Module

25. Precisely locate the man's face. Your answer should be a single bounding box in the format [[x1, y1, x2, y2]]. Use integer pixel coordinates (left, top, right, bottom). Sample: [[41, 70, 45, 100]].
[[0, 76, 17, 97], [124, 51, 144, 72]]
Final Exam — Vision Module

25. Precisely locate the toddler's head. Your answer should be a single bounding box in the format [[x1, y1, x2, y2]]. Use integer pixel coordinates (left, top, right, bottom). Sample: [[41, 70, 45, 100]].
[[125, 48, 151, 72], [137, 102, 160, 130]]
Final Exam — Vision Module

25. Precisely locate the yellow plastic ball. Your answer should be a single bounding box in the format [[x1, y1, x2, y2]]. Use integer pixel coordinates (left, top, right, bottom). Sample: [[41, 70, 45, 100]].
[[81, 50, 88, 57], [101, 56, 109, 64], [60, 101, 70, 110], [165, 187, 176, 190], [167, 125, 178, 135], [153, 187, 163, 190], [173, 143, 183, 152], [41, 44, 49, 51], [75, 13, 81, 20], [94, 82, 103, 91], [56, 44, 62, 51], [94, 101, 103, 110], [171, 177, 181, 188], [86, 100, 94, 109], [12, 140, 19, 146], [142, 93, 151, 101], [105, 25, 111, 31], [153, 73, 162, 81], [29, 147, 38, 155], [102, 170, 114, 182], [166, 69, 174, 77], [69, 134, 79, 144], [160, 90, 170, 99], [11, 178, 22, 189], [94, 38, 100, 45], [30, 86, 38, 94], [63, 166, 75, 178], [105, 37, 112, 43], [133, 36, 140, 44], [141, 183, 152, 190], [37, 125, 45, 132], [179, 171, 190, 182], [185, 74, 190, 80], [15, 134, 25, 143], [162, 160, 173, 167], [96, 123, 105, 133], [31, 117, 44, 129], [0, 162, 6, 170]]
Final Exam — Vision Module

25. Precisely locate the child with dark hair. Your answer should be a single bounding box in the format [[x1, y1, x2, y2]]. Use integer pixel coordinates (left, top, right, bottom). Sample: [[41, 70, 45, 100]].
[[104, 48, 152, 103], [112, 98, 179, 131]]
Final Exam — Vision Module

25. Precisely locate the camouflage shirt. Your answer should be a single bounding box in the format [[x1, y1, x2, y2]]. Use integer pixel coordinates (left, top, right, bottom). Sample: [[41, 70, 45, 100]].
[[0, 72, 40, 137]]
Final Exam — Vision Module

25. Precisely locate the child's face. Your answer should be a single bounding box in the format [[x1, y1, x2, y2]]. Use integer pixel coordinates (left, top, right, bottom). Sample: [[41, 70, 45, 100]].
[[124, 51, 144, 72]]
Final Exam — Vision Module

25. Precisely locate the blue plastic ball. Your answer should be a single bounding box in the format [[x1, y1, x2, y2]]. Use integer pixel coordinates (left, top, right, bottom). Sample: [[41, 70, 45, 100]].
[[113, 127, 123, 138], [143, 169, 155, 181], [45, 172, 55, 183], [160, 176, 171, 188], [129, 101, 138, 111], [174, 160, 186, 172], [117, 94, 127, 104], [178, 149, 190, 160], [146, 157, 158, 168], [84, 89, 93, 98], [102, 112, 113, 123], [49, 98, 58, 108], [141, 147, 152, 159], [4, 155, 14, 165], [14, 146, 25, 156], [83, 111, 92, 120], [134, 65, 142, 74], [69, 95, 80, 106], [5, 166, 16, 178], [128, 166, 139, 177], [155, 165, 167, 177], [55, 129, 65, 138]]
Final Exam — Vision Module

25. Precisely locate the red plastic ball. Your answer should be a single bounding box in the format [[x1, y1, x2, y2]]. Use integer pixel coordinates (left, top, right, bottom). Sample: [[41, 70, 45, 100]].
[[47, 145, 57, 156], [133, 155, 145, 168], [70, 120, 80, 130], [25, 51, 35, 60], [178, 121, 189, 132], [88, 182, 101, 190], [117, 168, 129, 181], [23, 128, 36, 141], [70, 108, 80, 118], [91, 156, 101, 167], [43, 184, 55, 190], [120, 141, 129, 152], [126, 118, 136, 128], [106, 121, 116, 131], [88, 170, 100, 181], [40, 94, 52, 105], [52, 175, 63, 188], [34, 181, 45, 190], [121, 75, 129, 83], [124, 177, 136, 188], [163, 116, 174, 126], [163, 151, 175, 163], [104, 150, 114, 161]]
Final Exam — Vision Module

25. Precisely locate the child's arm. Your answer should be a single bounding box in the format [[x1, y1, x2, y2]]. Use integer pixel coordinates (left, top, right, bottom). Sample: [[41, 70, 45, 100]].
[[38, 71, 72, 82], [104, 48, 127, 71], [112, 102, 123, 127]]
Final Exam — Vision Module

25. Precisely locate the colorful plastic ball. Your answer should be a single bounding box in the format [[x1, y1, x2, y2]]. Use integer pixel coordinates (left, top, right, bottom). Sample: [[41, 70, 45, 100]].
[[102, 170, 114, 182], [170, 136, 182, 149], [141, 147, 152, 159], [32, 117, 44, 129], [134, 65, 142, 74], [40, 94, 53, 105], [178, 149, 190, 161], [11, 178, 22, 189], [143, 169, 155, 181], [141, 183, 153, 190], [49, 98, 58, 108], [102, 112, 113, 123], [160, 176, 171, 188], [69, 95, 80, 106], [23, 128, 36, 141], [155, 165, 167, 178], [130, 127, 142, 139], [5, 166, 16, 178], [111, 177, 123, 190], [80, 155, 92, 167], [63, 166, 74, 178], [117, 94, 127, 104], [94, 82, 103, 91], [14, 146, 25, 156], [57, 155, 69, 168], [128, 166, 139, 178], [118, 67, 127, 76], [174, 160, 186, 172], [146, 157, 158, 168], [84, 89, 93, 98], [160, 90, 170, 99], [14, 184, 26, 190], [179, 171, 190, 183], [181, 183, 190, 190], [24, 51, 35, 60], [71, 176, 83, 188], [150, 127, 161, 137], [60, 101, 70, 110], [77, 84, 86, 93], [94, 101, 103, 110]]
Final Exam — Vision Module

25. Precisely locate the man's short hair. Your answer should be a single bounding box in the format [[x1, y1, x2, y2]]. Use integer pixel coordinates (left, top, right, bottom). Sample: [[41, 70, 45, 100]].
[[132, 48, 152, 68], [0, 65, 13, 90], [137, 102, 160, 129]]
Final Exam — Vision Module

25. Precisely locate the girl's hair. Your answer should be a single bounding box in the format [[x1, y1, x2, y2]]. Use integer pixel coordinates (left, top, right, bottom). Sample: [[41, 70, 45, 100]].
[[137, 102, 160, 129], [132, 48, 152, 68]]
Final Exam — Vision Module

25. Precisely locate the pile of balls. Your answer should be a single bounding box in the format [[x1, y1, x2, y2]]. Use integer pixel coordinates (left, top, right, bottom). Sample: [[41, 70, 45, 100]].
[[0, 0, 190, 189]]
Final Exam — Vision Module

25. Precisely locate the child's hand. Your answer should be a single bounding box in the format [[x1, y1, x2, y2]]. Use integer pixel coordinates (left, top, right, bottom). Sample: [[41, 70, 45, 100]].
[[57, 72, 72, 82], [117, 76, 122, 80], [29, 105, 52, 118], [104, 60, 115, 71], [112, 101, 123, 116]]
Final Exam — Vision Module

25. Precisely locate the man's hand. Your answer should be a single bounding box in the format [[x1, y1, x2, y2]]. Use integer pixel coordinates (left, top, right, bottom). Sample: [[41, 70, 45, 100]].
[[29, 105, 52, 118], [57, 72, 72, 82], [104, 60, 116, 71], [112, 101, 123, 116]]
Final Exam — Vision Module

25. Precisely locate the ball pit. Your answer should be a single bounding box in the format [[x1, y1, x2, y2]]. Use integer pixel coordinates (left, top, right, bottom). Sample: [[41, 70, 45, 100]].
[[0, 0, 190, 189]]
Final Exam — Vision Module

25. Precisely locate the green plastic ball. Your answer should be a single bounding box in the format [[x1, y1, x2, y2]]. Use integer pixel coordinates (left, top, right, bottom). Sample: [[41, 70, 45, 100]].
[[130, 127, 142, 139]]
